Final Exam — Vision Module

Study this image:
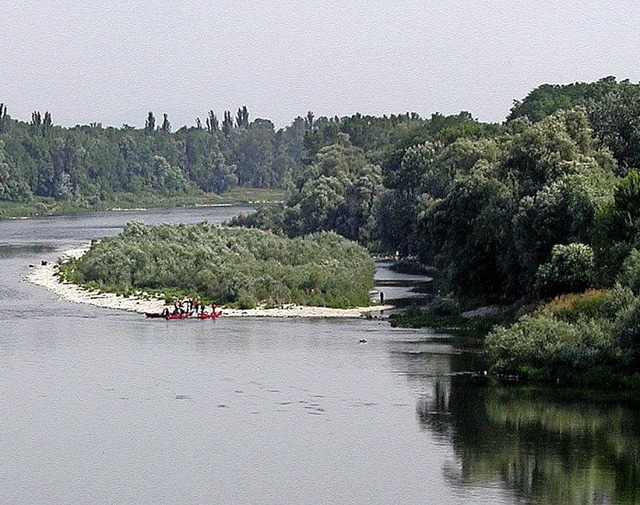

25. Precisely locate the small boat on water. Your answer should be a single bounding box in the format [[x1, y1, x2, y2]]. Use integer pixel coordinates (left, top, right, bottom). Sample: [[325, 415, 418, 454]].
[[194, 311, 223, 320], [145, 310, 222, 320]]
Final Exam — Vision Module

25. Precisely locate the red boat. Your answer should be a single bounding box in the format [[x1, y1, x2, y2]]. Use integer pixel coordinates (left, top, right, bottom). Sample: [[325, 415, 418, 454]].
[[145, 310, 222, 320], [194, 311, 223, 320]]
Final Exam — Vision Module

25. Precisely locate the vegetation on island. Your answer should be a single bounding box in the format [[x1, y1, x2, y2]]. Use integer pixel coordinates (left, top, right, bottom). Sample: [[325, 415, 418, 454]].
[[59, 222, 375, 309], [6, 75, 640, 386]]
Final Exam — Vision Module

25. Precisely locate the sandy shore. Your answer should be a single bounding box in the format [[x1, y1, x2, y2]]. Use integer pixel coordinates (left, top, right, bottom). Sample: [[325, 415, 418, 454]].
[[24, 244, 392, 318]]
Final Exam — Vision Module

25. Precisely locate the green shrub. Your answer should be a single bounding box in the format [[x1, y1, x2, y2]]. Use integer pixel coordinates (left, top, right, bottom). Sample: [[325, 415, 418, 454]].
[[534, 243, 595, 297], [618, 248, 640, 294], [614, 298, 640, 350], [64, 222, 375, 309], [236, 293, 258, 310], [486, 314, 622, 375], [429, 296, 460, 316], [600, 284, 636, 319], [537, 289, 609, 321]]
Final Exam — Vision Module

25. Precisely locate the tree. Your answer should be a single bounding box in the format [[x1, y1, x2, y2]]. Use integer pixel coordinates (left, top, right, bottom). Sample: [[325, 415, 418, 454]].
[[304, 111, 314, 131], [206, 110, 219, 133], [512, 158, 614, 285], [235, 106, 249, 129], [587, 80, 640, 172], [593, 170, 640, 283], [160, 113, 171, 133], [43, 111, 52, 135], [0, 103, 8, 133], [145, 112, 156, 133], [222, 111, 233, 137], [0, 141, 32, 202], [507, 76, 619, 122], [283, 133, 383, 243], [227, 119, 276, 187], [421, 169, 515, 298], [500, 110, 595, 198], [534, 243, 596, 297]]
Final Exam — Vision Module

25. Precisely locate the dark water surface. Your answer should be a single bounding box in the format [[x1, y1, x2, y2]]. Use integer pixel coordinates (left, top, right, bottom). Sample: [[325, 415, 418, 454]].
[[0, 207, 638, 504]]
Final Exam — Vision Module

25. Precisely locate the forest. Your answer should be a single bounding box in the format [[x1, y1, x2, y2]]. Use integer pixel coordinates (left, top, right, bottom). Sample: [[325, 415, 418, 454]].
[[5, 75, 640, 385]]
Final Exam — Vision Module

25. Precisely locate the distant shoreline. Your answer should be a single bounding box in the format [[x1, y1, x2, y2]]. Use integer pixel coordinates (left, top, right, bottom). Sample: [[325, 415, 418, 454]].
[[25, 244, 392, 318]]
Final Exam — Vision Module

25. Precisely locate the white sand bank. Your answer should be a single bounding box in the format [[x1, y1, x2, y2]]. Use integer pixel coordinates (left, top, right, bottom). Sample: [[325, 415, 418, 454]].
[[24, 244, 392, 318]]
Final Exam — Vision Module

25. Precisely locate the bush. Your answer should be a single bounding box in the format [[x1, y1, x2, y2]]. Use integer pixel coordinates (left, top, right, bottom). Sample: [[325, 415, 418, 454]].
[[537, 289, 609, 321], [614, 298, 640, 351], [600, 284, 636, 319], [486, 314, 622, 375], [535, 243, 595, 297], [618, 248, 640, 294], [64, 222, 375, 309], [429, 296, 460, 316]]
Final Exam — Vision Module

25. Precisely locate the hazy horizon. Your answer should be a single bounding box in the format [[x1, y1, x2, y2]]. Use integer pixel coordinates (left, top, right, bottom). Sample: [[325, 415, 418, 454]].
[[1, 1, 638, 129]]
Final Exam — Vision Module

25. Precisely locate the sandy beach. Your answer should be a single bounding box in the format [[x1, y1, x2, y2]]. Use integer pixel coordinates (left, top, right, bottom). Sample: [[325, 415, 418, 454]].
[[24, 244, 392, 318]]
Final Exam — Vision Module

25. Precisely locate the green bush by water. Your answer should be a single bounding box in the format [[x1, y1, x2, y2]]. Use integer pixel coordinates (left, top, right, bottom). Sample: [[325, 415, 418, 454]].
[[60, 222, 375, 309]]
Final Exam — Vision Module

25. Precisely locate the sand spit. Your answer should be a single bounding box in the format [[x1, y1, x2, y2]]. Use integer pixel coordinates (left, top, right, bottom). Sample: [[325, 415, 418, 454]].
[[24, 244, 392, 318]]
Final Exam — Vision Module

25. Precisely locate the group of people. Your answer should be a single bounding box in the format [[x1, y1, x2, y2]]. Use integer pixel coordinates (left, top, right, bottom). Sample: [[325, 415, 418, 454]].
[[161, 298, 218, 317]]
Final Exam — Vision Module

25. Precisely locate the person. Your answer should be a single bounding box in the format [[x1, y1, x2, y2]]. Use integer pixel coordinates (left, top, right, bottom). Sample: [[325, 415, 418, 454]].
[[379, 291, 384, 304]]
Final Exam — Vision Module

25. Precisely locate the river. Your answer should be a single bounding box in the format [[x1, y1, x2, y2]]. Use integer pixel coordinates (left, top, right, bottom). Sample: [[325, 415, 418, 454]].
[[0, 206, 638, 504]]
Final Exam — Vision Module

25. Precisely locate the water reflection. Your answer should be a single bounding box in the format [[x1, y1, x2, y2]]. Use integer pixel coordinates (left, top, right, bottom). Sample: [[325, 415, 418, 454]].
[[415, 374, 640, 504]]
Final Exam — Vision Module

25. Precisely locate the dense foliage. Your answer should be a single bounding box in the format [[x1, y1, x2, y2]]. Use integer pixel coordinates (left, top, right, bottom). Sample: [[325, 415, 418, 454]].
[[0, 105, 432, 214], [61, 222, 375, 309], [0, 106, 307, 209], [485, 285, 640, 385], [235, 76, 640, 385]]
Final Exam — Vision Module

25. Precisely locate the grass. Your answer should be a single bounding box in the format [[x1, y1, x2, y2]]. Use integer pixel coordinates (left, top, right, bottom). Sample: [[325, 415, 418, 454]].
[[0, 188, 289, 220]]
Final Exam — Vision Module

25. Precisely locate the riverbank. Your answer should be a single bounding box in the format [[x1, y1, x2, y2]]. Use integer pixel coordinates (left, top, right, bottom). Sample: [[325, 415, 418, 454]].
[[25, 245, 392, 318], [1, 188, 286, 220]]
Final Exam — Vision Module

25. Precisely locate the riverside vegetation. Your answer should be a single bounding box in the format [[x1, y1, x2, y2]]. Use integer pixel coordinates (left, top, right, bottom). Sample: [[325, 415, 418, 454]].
[[7, 76, 640, 386], [59, 222, 375, 310]]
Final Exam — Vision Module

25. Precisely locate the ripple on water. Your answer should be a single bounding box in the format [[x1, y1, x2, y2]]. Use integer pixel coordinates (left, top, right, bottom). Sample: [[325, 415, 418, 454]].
[[0, 284, 31, 301]]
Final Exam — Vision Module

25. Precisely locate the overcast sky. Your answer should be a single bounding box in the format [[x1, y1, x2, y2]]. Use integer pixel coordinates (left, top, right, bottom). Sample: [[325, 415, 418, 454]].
[[1, 1, 638, 129]]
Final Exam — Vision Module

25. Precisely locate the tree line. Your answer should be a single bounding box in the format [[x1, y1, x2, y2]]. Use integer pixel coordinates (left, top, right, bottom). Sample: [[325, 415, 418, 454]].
[[0, 104, 427, 209]]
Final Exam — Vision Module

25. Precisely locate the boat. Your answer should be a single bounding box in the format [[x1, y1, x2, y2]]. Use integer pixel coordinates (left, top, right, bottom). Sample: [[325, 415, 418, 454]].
[[194, 311, 223, 319], [145, 310, 222, 320], [164, 313, 191, 320]]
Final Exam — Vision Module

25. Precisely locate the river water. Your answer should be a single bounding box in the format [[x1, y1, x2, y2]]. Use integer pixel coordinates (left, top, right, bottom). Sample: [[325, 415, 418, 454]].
[[0, 206, 639, 504]]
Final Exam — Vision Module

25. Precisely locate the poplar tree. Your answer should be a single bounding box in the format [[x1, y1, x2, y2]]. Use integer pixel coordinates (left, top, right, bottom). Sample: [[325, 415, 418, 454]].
[[222, 111, 233, 137], [0, 103, 7, 133], [206, 110, 219, 133], [145, 112, 156, 133], [161, 113, 171, 133], [235, 106, 249, 129]]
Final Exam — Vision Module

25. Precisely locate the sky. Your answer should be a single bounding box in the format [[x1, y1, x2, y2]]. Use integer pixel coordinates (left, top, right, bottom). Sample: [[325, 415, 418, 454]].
[[1, 1, 639, 129]]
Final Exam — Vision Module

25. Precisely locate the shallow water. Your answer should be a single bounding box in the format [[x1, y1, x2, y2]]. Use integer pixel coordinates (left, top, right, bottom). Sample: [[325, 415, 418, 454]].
[[0, 207, 638, 504]]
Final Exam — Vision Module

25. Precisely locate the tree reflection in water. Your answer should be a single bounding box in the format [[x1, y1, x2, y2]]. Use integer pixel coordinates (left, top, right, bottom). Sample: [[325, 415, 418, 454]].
[[389, 334, 640, 503], [416, 375, 640, 504]]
